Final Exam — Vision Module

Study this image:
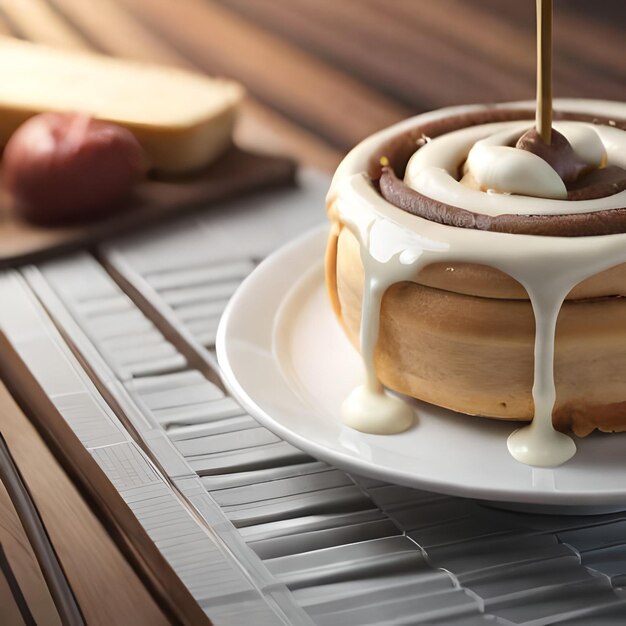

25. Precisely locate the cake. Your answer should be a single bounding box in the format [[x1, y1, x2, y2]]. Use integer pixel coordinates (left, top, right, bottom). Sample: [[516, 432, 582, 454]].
[[325, 100, 626, 467]]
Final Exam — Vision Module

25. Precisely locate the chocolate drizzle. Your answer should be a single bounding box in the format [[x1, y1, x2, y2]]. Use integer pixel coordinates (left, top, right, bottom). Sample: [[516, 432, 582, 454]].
[[516, 127, 588, 184], [372, 108, 626, 236], [380, 168, 626, 236]]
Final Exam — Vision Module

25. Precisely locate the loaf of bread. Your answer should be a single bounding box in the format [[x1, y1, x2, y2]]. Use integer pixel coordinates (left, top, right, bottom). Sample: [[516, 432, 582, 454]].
[[0, 38, 243, 173]]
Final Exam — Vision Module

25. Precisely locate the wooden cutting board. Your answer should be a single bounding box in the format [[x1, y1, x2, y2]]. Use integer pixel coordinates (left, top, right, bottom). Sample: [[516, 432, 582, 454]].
[[0, 146, 295, 269]]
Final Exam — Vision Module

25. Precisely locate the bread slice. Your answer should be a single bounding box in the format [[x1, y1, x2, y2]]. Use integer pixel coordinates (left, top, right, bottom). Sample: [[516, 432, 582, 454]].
[[0, 37, 243, 173]]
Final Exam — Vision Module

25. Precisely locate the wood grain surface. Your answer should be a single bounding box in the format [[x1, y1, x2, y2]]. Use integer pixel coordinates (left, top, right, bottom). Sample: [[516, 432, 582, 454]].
[[0, 378, 171, 625], [0, 335, 211, 625], [0, 489, 61, 626], [0, 0, 622, 172]]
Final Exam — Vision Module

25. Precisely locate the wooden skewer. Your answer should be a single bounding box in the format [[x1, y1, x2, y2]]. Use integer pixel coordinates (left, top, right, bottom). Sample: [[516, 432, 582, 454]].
[[536, 0, 553, 144]]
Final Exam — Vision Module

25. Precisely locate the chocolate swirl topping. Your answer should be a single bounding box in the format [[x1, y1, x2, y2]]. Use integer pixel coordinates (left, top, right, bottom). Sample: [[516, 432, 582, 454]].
[[371, 108, 626, 236]]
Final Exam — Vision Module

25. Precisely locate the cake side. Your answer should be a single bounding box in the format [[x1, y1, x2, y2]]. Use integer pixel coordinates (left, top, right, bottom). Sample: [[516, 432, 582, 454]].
[[333, 226, 626, 436]]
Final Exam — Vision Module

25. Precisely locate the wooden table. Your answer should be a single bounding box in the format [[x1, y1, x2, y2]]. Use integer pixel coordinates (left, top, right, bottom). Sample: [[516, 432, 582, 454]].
[[0, 4, 623, 622], [0, 0, 623, 173]]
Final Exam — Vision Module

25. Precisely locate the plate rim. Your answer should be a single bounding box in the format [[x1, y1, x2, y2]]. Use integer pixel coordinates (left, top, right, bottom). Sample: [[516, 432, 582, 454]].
[[217, 224, 626, 505]]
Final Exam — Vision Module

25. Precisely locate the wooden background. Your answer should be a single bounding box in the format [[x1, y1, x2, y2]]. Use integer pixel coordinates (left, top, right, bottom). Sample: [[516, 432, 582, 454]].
[[0, 0, 623, 172]]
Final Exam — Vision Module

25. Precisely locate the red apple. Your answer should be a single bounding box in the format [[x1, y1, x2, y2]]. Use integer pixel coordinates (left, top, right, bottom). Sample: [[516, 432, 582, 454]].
[[3, 112, 145, 224]]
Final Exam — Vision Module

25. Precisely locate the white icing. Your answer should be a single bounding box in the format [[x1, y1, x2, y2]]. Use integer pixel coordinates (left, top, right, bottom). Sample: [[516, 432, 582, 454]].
[[330, 100, 626, 468], [465, 126, 568, 199], [404, 120, 624, 215], [555, 121, 606, 167], [506, 284, 576, 467], [339, 219, 437, 434], [461, 122, 607, 200], [341, 384, 413, 435]]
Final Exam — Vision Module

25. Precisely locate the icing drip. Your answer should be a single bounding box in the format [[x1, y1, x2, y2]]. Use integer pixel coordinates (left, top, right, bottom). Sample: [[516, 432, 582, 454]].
[[340, 221, 432, 434], [507, 288, 576, 466], [340, 269, 413, 435]]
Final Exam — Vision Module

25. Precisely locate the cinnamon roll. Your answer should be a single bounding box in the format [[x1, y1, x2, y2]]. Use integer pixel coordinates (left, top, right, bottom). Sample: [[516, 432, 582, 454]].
[[325, 100, 626, 466]]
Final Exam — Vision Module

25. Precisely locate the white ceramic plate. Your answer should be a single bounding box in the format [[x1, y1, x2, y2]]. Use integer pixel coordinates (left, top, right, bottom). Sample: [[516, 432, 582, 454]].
[[217, 225, 626, 506]]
